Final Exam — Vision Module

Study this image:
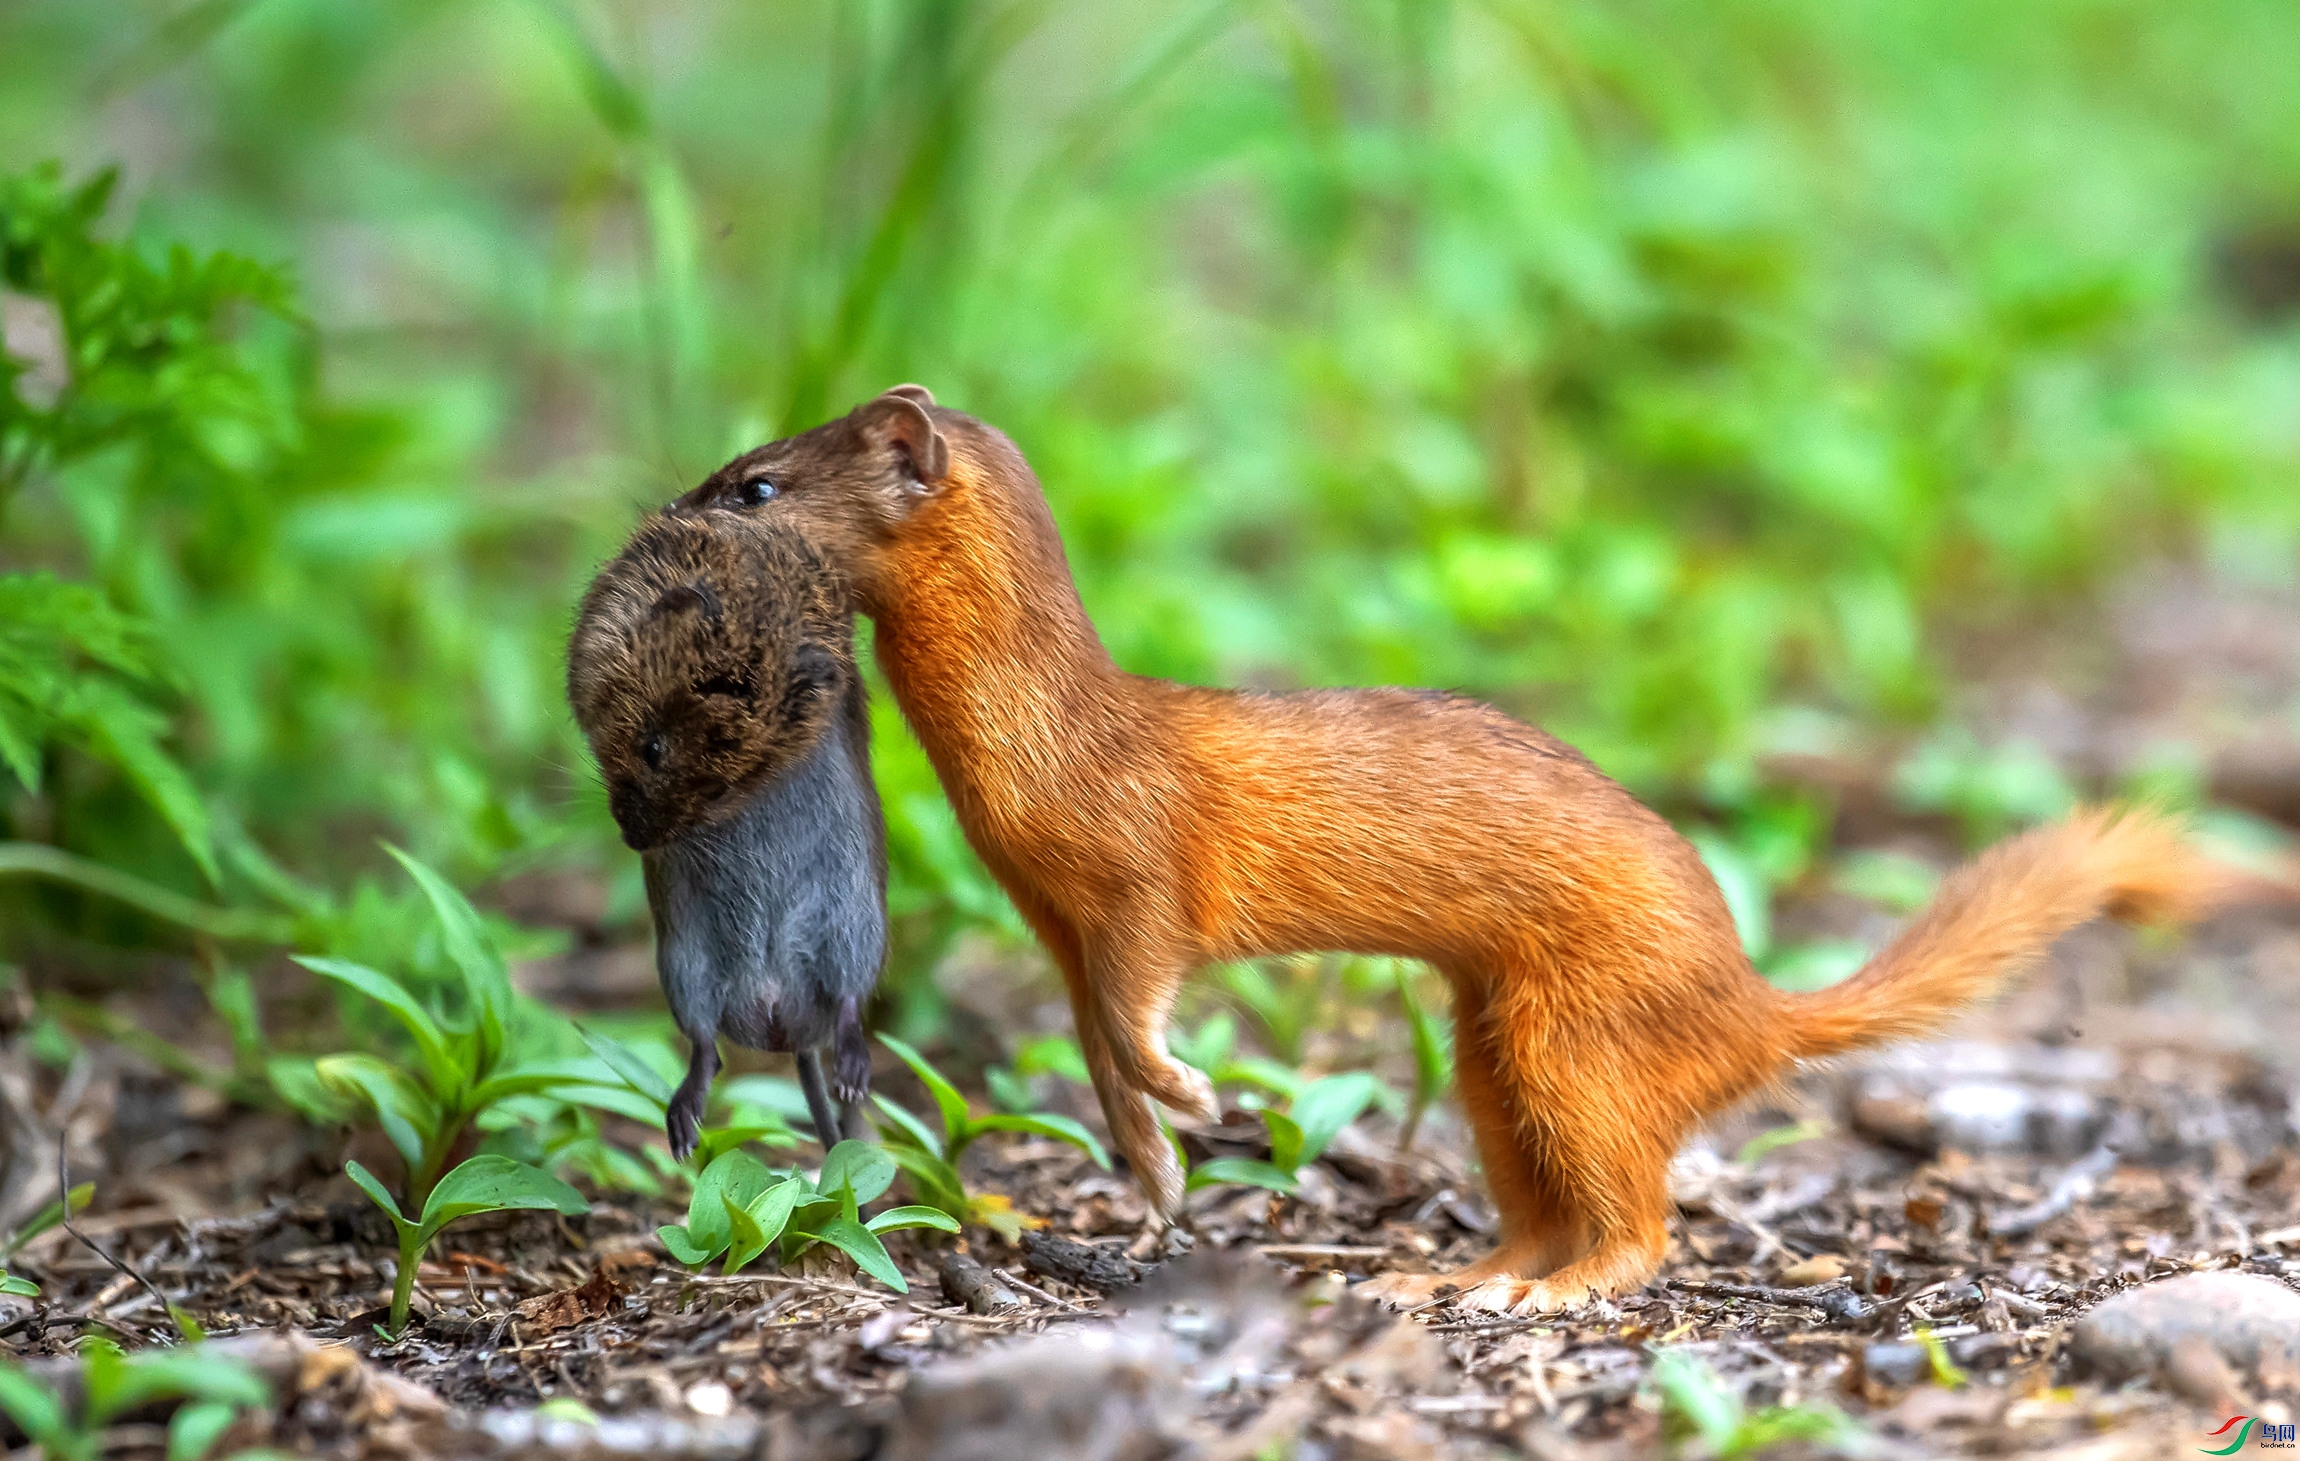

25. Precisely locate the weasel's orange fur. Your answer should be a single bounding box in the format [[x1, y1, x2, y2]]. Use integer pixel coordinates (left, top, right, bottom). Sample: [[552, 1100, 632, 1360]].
[[675, 389, 2246, 1314]]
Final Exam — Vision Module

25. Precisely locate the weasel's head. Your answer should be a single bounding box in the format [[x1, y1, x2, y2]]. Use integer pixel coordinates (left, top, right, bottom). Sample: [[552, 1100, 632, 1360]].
[[667, 386, 999, 604], [568, 513, 851, 852]]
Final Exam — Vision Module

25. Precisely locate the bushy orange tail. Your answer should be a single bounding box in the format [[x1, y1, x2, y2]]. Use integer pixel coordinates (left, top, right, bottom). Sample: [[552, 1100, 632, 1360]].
[[1784, 807, 2237, 1060]]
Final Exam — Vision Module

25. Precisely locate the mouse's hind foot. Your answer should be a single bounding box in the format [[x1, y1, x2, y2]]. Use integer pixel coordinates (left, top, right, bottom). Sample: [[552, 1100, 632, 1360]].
[[832, 994, 872, 1105]]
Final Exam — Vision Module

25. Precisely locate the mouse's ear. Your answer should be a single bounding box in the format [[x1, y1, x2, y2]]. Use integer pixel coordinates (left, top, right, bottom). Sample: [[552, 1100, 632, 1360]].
[[855, 387, 949, 495]]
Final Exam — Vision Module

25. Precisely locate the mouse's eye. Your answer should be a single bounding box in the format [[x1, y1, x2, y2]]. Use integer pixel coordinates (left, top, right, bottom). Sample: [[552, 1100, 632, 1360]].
[[640, 734, 667, 770], [735, 474, 777, 507]]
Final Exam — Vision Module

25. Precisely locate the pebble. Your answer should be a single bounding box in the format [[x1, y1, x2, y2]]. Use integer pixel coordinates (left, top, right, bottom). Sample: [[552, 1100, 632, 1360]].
[[1780, 1254, 1850, 1286], [2069, 1271, 2300, 1380]]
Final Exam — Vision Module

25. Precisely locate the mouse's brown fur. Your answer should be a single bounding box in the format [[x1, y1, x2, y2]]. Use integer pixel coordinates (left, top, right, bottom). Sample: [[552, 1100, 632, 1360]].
[[568, 510, 852, 852]]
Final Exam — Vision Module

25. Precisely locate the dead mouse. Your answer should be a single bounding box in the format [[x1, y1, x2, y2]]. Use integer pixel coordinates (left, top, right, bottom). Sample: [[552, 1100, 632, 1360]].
[[567, 508, 885, 1155]]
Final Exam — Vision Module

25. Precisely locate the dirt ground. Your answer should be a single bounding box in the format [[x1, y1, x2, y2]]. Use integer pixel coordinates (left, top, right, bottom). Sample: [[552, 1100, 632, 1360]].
[[2, 567, 2297, 1460]]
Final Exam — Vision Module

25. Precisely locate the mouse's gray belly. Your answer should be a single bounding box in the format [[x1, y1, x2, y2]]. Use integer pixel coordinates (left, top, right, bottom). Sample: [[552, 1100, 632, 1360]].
[[644, 723, 884, 1053]]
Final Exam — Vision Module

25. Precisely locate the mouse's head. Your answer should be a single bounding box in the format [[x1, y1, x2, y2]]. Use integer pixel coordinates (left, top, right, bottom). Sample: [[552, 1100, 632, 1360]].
[[568, 512, 851, 852]]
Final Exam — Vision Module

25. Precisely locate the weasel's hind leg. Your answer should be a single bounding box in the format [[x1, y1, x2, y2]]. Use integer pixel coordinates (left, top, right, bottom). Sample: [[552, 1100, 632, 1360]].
[[795, 1048, 844, 1150], [1453, 1019, 1674, 1315], [1364, 978, 1582, 1307]]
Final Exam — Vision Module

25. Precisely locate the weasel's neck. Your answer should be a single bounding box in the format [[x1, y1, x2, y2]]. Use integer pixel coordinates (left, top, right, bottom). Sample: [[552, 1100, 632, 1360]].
[[869, 466, 1121, 794]]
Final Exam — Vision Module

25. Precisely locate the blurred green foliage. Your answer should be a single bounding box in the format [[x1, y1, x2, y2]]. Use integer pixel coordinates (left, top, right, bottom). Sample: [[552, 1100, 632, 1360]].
[[3, 0, 2297, 1004]]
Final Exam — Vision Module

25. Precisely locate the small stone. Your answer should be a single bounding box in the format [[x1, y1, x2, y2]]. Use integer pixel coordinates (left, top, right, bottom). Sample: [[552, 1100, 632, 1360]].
[[2070, 1271, 2300, 1381], [685, 1381, 733, 1417], [1780, 1255, 1850, 1286], [1862, 1342, 1929, 1389]]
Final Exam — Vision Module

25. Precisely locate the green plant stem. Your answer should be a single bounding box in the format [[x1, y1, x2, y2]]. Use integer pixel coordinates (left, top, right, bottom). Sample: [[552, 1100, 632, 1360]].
[[0, 842, 293, 942], [387, 1228, 423, 1338]]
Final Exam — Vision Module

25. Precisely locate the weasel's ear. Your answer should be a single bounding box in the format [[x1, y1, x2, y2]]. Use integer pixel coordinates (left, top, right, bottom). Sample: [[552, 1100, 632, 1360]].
[[856, 388, 949, 491]]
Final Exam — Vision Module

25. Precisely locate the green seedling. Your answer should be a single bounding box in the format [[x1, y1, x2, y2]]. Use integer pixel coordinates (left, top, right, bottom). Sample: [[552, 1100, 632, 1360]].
[[295, 849, 579, 1210], [873, 1034, 1108, 1240], [655, 1143, 954, 1293], [347, 1153, 587, 1339], [0, 1181, 93, 1299], [479, 1097, 663, 1197], [1912, 1324, 1967, 1389], [1187, 1070, 1383, 1196], [1734, 1118, 1829, 1167], [1650, 1349, 1867, 1458], [0, 1338, 270, 1461], [1217, 957, 1338, 1065], [985, 1033, 1089, 1114], [570, 1026, 804, 1175], [1395, 965, 1452, 1153]]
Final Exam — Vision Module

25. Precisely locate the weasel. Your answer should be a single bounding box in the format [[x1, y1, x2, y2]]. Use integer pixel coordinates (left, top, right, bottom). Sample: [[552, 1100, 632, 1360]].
[[668, 387, 2240, 1314], [567, 510, 885, 1156]]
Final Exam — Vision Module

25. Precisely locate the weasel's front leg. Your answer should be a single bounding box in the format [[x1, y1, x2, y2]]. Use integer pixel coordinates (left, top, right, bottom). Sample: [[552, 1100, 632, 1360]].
[[668, 1036, 720, 1161]]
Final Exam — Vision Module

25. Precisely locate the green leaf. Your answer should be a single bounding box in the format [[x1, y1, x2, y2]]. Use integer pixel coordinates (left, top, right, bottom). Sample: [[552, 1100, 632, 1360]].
[[535, 1397, 600, 1426], [415, 1155, 586, 1243], [878, 1141, 967, 1217], [1262, 1109, 1306, 1174], [0, 1364, 66, 1446], [876, 1034, 970, 1142], [866, 1205, 960, 1235], [814, 1139, 896, 1205], [1286, 1071, 1380, 1168], [548, 1083, 668, 1126], [264, 1055, 355, 1124], [167, 1398, 239, 1461], [574, 1025, 675, 1107], [294, 957, 459, 1096], [722, 1194, 770, 1276], [93, 1348, 267, 1423], [1651, 1351, 1742, 1450], [76, 679, 218, 884], [386, 846, 511, 1073], [1212, 1056, 1306, 1101], [967, 1112, 1111, 1170], [870, 1093, 946, 1159], [803, 1216, 906, 1292], [316, 1054, 434, 1170], [344, 1159, 408, 1227], [681, 1149, 772, 1257], [1011, 1034, 1090, 1083], [466, 1067, 597, 1108], [1185, 1157, 1297, 1194], [0, 1271, 36, 1297], [5, 1180, 92, 1255], [657, 1223, 717, 1267]]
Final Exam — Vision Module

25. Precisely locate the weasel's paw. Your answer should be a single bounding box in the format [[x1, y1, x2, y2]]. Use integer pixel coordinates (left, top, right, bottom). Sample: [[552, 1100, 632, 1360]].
[[1146, 1058, 1220, 1125], [666, 1084, 707, 1161], [1116, 1126, 1186, 1223], [1360, 1272, 1456, 1310], [1456, 1276, 1592, 1317]]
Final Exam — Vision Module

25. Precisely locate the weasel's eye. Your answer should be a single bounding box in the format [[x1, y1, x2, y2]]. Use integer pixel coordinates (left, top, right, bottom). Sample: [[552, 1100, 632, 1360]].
[[735, 475, 777, 507], [640, 734, 667, 770]]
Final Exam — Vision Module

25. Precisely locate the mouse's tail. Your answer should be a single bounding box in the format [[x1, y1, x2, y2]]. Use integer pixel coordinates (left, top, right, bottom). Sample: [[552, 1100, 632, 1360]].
[[1778, 806, 2251, 1060]]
